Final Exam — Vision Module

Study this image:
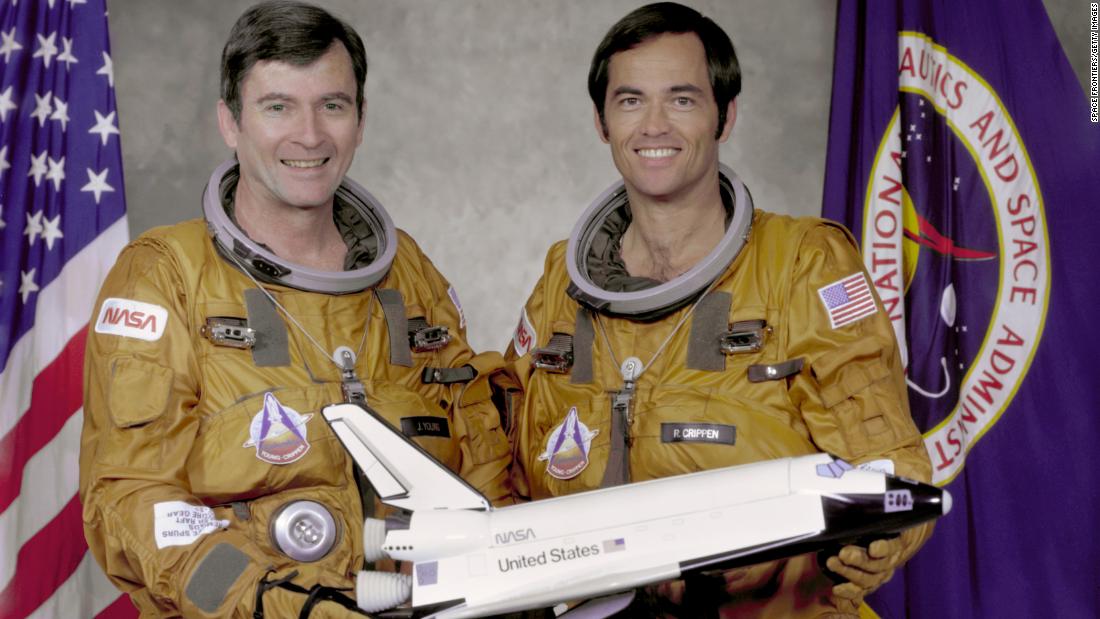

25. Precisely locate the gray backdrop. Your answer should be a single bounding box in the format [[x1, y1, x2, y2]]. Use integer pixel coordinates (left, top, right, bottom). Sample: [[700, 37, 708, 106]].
[[107, 0, 1092, 353]]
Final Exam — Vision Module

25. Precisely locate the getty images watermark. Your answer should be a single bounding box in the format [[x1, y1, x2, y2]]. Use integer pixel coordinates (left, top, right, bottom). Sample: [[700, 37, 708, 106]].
[[1092, 3, 1099, 122]]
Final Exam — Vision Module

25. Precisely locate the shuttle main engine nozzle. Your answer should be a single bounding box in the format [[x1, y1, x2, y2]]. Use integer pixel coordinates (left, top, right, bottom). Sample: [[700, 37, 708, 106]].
[[362, 518, 388, 562], [356, 571, 411, 613]]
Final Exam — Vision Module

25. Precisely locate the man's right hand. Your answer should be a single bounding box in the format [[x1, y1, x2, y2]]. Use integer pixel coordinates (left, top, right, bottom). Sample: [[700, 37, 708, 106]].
[[256, 585, 369, 618], [250, 571, 370, 619]]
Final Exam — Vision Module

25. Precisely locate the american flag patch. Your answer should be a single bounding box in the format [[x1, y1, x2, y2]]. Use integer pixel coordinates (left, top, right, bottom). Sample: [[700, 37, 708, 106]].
[[447, 285, 466, 329], [817, 272, 877, 329], [602, 538, 626, 553]]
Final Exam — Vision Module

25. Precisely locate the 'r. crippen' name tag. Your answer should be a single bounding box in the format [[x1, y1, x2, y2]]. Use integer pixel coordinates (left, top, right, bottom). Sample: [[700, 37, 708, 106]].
[[660, 423, 736, 445]]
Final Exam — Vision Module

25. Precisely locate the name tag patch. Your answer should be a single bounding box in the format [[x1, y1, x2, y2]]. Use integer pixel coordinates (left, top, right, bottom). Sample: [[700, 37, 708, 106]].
[[153, 501, 229, 549], [401, 416, 451, 438], [661, 423, 736, 445]]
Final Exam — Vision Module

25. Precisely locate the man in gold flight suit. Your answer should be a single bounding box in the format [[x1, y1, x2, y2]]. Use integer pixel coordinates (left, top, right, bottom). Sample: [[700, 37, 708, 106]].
[[505, 3, 933, 617], [79, 2, 510, 616]]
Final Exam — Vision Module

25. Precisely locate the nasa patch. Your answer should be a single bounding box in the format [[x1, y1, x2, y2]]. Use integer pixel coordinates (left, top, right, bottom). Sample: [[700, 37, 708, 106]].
[[94, 297, 168, 341], [242, 392, 313, 465], [512, 307, 537, 357], [538, 406, 598, 480]]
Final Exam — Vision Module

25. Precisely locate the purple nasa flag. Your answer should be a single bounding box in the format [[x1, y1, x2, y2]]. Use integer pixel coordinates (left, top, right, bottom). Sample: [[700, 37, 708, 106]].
[[824, 0, 1100, 616]]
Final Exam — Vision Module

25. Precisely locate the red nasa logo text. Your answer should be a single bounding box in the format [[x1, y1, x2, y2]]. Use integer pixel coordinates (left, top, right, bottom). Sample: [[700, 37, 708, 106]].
[[94, 297, 168, 341], [101, 306, 158, 331], [513, 308, 537, 357]]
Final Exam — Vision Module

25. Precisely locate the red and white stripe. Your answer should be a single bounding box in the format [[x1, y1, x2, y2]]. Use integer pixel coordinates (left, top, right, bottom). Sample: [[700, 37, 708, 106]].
[[0, 220, 136, 618]]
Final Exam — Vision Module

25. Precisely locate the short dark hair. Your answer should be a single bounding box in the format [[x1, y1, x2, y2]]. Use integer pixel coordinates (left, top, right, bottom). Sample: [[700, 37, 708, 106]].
[[588, 2, 740, 138], [221, 0, 368, 121]]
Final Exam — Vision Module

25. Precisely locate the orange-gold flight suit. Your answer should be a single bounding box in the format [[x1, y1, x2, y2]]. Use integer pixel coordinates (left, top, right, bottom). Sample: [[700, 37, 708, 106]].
[[80, 202, 511, 617], [505, 209, 932, 618]]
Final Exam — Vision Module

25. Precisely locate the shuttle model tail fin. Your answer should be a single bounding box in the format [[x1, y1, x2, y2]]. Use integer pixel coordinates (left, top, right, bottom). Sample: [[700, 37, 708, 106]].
[[323, 403, 490, 512]]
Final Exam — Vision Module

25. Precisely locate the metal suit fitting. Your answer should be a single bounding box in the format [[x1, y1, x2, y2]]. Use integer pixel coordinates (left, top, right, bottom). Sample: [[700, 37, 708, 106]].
[[720, 320, 770, 355], [531, 333, 575, 373], [270, 500, 339, 562], [407, 317, 452, 352], [411, 325, 451, 352], [201, 316, 257, 349]]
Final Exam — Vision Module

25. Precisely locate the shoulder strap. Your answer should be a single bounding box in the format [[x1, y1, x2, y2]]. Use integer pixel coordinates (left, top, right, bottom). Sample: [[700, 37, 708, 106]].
[[376, 288, 412, 367], [571, 307, 595, 384], [685, 290, 732, 372]]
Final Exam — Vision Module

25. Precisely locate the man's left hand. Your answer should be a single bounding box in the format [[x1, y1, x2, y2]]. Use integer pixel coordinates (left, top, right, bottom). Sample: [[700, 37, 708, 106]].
[[826, 527, 921, 601]]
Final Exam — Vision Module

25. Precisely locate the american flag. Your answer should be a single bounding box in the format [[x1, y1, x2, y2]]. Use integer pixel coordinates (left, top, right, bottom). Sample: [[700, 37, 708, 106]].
[[0, 0, 133, 617], [816, 272, 876, 329], [601, 538, 625, 553]]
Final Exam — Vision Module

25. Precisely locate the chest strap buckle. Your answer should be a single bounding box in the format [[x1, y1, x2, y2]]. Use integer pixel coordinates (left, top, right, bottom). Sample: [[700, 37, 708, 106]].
[[720, 319, 769, 355], [408, 317, 452, 352], [748, 357, 804, 382], [201, 316, 256, 350], [531, 333, 574, 373], [421, 365, 477, 384]]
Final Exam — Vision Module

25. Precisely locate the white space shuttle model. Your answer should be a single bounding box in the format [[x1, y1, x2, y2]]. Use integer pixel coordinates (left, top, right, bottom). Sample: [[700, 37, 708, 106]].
[[322, 403, 951, 618]]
